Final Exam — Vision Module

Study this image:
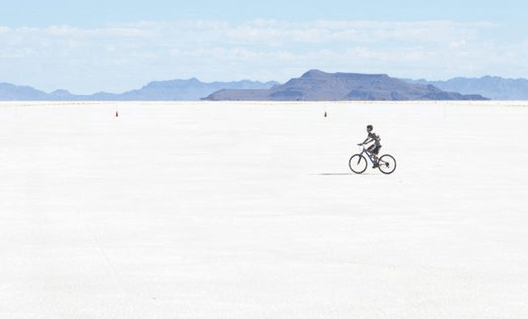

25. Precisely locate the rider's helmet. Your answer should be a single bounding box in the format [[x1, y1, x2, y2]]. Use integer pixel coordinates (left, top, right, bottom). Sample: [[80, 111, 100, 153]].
[[366, 124, 373, 131]]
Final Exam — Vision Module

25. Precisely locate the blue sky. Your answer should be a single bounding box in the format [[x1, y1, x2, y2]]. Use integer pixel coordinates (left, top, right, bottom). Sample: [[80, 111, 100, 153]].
[[1, 0, 527, 94]]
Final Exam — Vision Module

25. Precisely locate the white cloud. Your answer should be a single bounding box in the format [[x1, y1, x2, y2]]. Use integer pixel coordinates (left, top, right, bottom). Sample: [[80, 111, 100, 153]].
[[0, 19, 500, 56], [0, 19, 525, 93]]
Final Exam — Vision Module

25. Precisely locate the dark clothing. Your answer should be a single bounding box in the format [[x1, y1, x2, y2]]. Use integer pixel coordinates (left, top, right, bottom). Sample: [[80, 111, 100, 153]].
[[365, 131, 381, 154], [360, 129, 382, 159], [368, 144, 380, 155], [368, 132, 381, 146]]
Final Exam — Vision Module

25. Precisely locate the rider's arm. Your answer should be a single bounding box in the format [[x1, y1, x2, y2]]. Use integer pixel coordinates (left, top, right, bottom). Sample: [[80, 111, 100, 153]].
[[359, 137, 372, 145]]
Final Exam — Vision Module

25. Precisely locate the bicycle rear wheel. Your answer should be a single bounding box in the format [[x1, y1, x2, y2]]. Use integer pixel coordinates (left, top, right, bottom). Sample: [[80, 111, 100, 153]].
[[349, 154, 367, 174], [378, 154, 396, 174]]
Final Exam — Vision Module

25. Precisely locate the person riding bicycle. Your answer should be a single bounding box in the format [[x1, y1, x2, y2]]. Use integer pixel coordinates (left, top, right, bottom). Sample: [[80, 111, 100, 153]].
[[358, 124, 381, 168]]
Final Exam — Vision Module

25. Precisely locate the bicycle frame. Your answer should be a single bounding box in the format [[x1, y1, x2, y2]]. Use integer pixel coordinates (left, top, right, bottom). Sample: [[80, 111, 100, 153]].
[[358, 146, 378, 164]]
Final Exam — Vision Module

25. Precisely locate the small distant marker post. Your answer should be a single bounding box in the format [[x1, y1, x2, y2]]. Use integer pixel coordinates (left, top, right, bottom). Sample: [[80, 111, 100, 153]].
[[324, 105, 327, 118]]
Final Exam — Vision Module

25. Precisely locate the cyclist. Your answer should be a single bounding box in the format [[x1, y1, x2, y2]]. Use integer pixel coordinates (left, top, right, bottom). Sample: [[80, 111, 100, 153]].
[[358, 124, 381, 168]]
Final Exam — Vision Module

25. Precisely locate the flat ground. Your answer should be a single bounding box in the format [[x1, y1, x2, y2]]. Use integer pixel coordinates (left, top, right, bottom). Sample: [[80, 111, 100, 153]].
[[1, 101, 527, 318]]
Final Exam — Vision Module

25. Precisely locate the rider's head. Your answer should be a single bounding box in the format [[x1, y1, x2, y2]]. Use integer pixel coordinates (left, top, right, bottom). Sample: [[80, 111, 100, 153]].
[[366, 124, 373, 132]]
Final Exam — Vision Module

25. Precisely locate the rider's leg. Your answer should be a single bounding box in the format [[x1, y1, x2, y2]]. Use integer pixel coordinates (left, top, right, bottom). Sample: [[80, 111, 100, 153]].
[[366, 145, 377, 168], [369, 146, 379, 162], [369, 145, 380, 167]]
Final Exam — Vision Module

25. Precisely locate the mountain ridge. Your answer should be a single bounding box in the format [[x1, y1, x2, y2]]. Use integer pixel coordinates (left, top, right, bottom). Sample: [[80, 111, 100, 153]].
[[0, 79, 278, 101], [402, 76, 528, 100], [204, 70, 488, 101], [3, 72, 527, 101]]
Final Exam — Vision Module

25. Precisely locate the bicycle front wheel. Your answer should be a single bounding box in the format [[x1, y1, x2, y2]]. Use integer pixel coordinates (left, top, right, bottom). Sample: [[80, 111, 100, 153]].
[[378, 154, 396, 174], [349, 154, 367, 174]]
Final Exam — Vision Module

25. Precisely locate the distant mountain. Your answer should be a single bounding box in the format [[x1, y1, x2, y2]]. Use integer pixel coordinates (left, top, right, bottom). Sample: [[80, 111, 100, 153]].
[[0, 83, 49, 100], [8, 72, 526, 101], [402, 76, 528, 100], [203, 70, 488, 101], [107, 78, 279, 101], [0, 79, 279, 101]]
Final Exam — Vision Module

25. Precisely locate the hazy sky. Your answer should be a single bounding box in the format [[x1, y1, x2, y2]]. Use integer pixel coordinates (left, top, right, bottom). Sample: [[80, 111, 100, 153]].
[[1, 0, 527, 94]]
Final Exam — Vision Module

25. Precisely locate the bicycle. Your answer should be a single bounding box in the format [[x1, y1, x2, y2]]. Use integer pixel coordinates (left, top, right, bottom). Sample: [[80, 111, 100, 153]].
[[349, 145, 396, 174]]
